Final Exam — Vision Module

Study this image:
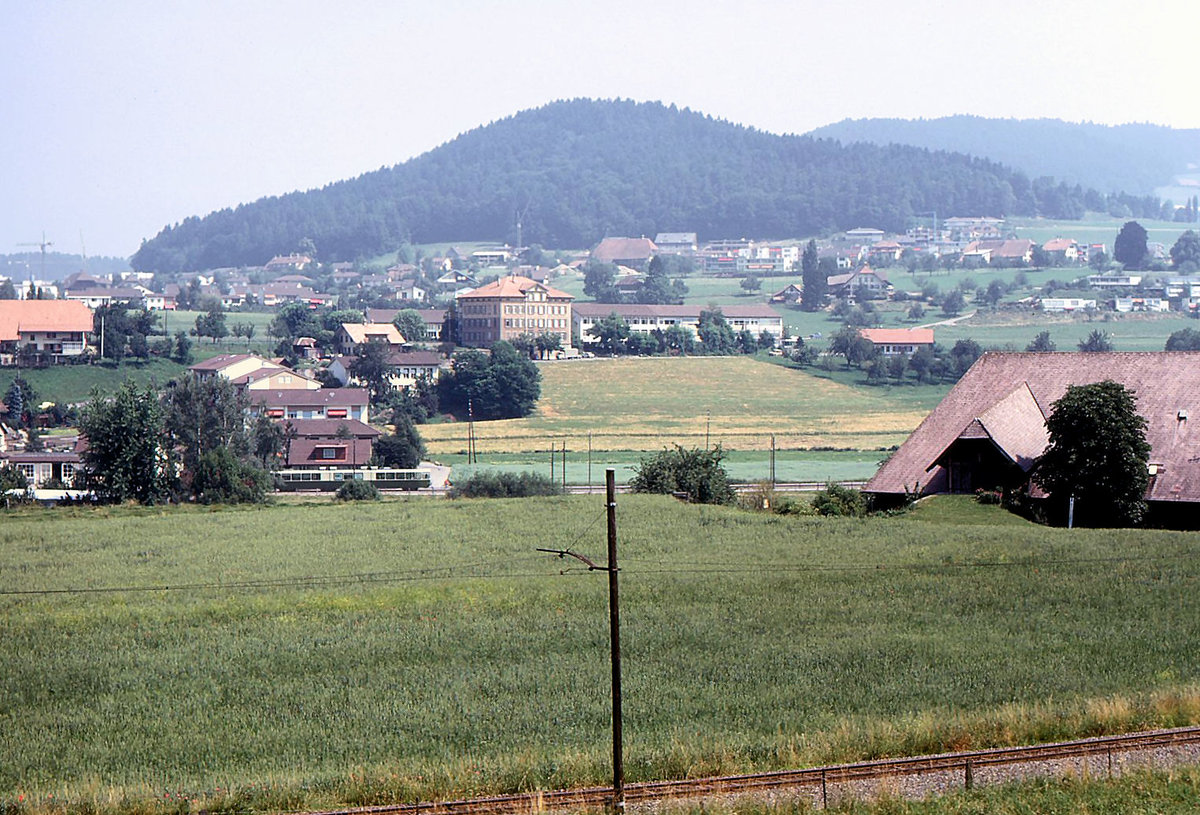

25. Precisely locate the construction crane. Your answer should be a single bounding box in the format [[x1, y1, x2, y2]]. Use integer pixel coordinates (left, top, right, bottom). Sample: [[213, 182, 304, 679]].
[[17, 232, 53, 293]]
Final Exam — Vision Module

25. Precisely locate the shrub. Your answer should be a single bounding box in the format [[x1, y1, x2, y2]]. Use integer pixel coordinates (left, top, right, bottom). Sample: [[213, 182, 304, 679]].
[[449, 471, 562, 499], [811, 483, 867, 517], [336, 480, 380, 501], [190, 447, 270, 505], [738, 481, 779, 512], [974, 487, 1003, 505], [630, 445, 736, 505]]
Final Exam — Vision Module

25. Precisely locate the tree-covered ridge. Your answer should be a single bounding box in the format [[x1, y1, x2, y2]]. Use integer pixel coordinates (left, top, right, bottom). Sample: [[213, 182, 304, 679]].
[[809, 115, 1200, 197], [135, 100, 1115, 271]]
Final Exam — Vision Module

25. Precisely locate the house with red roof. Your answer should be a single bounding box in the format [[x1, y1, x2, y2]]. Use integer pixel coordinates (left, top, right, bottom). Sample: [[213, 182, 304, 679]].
[[858, 328, 934, 356], [0, 300, 93, 364]]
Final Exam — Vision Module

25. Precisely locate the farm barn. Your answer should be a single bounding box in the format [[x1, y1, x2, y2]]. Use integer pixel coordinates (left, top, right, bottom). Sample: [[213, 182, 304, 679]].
[[866, 352, 1200, 526]]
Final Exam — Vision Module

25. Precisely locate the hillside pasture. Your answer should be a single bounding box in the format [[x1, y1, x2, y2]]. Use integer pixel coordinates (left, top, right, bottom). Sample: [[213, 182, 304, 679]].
[[419, 356, 936, 454], [1, 496, 1198, 814]]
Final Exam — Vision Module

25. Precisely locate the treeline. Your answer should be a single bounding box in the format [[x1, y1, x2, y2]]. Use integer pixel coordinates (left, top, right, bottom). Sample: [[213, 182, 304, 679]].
[[809, 115, 1200, 198], [131, 100, 1142, 272]]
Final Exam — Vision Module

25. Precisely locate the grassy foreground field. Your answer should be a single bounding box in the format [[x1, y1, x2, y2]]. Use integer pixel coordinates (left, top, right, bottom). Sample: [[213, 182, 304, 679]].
[[421, 357, 941, 455], [2, 496, 1198, 814]]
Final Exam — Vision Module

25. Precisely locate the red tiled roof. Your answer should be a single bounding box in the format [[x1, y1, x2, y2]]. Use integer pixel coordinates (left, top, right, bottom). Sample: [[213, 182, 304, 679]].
[[458, 275, 573, 300], [867, 352, 1200, 504], [859, 328, 934, 346], [282, 418, 381, 438], [0, 300, 93, 340], [1043, 238, 1077, 252], [286, 438, 374, 468], [250, 388, 368, 408]]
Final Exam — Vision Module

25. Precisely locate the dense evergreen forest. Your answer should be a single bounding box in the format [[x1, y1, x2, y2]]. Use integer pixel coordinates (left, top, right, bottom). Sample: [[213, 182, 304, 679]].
[[809, 115, 1200, 197], [132, 100, 1165, 272]]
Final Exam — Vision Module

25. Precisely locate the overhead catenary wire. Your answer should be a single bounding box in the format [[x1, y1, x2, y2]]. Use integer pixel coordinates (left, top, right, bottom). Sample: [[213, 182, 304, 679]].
[[2, 547, 1196, 598]]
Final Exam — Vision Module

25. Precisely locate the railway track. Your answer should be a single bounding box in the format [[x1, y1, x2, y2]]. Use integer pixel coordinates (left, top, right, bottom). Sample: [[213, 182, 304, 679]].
[[304, 726, 1200, 814]]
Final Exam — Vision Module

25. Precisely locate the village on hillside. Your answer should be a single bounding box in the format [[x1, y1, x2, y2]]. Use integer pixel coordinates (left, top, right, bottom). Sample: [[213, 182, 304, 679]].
[[3, 217, 1200, 513]]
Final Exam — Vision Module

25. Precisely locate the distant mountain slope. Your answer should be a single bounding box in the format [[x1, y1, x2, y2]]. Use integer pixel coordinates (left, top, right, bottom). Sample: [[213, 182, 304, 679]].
[[133, 100, 1140, 272], [808, 116, 1200, 196]]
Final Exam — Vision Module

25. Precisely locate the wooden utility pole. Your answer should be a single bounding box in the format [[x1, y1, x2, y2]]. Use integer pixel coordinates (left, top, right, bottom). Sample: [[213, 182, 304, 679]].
[[605, 468, 624, 812], [535, 471, 624, 812]]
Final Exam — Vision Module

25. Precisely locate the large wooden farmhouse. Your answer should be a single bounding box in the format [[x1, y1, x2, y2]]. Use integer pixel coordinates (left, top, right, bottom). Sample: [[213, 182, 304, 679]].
[[865, 352, 1200, 525]]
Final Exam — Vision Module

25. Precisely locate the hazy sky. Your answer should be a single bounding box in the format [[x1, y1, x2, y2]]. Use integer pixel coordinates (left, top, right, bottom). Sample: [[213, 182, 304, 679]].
[[3, 0, 1199, 259]]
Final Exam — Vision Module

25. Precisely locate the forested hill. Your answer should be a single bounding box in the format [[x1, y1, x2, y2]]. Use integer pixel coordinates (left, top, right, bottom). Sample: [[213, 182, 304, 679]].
[[809, 116, 1200, 197], [135, 100, 1130, 271]]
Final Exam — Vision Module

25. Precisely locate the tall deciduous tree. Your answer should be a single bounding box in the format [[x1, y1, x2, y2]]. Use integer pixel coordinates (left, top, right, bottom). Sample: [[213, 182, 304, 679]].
[[1033, 380, 1150, 527], [162, 373, 254, 491], [79, 381, 176, 504], [588, 312, 630, 355], [438, 341, 540, 420], [697, 309, 736, 354], [1169, 230, 1200, 271], [1113, 221, 1149, 269], [392, 309, 427, 342]]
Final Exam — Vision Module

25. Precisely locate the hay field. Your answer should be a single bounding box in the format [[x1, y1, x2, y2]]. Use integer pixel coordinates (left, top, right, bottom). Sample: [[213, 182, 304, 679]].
[[420, 357, 934, 454]]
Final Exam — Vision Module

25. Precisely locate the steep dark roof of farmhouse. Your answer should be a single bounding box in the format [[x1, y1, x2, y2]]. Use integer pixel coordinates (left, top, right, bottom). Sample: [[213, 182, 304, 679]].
[[866, 352, 1200, 503]]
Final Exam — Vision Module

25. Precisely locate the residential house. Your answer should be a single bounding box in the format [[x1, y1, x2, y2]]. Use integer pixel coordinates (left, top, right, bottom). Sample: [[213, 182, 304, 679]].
[[327, 350, 445, 391], [387, 278, 427, 303], [337, 322, 407, 355], [292, 337, 320, 359], [472, 246, 515, 266], [865, 352, 1200, 525], [62, 286, 148, 309], [942, 217, 1004, 241], [0, 300, 93, 364], [818, 245, 860, 270], [457, 275, 573, 348], [234, 367, 321, 391], [867, 241, 903, 265], [572, 304, 783, 348], [281, 418, 380, 469], [654, 233, 698, 254], [825, 266, 890, 298], [1042, 238, 1081, 264], [590, 237, 658, 271], [190, 353, 283, 383], [770, 284, 803, 305], [0, 450, 81, 487], [436, 269, 479, 289], [249, 388, 369, 423], [858, 328, 935, 356], [964, 239, 1034, 266], [264, 254, 313, 272], [1114, 297, 1170, 313], [365, 307, 447, 342]]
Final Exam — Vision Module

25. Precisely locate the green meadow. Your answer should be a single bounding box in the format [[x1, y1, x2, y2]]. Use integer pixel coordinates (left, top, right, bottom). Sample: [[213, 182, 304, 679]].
[[2, 496, 1198, 814]]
